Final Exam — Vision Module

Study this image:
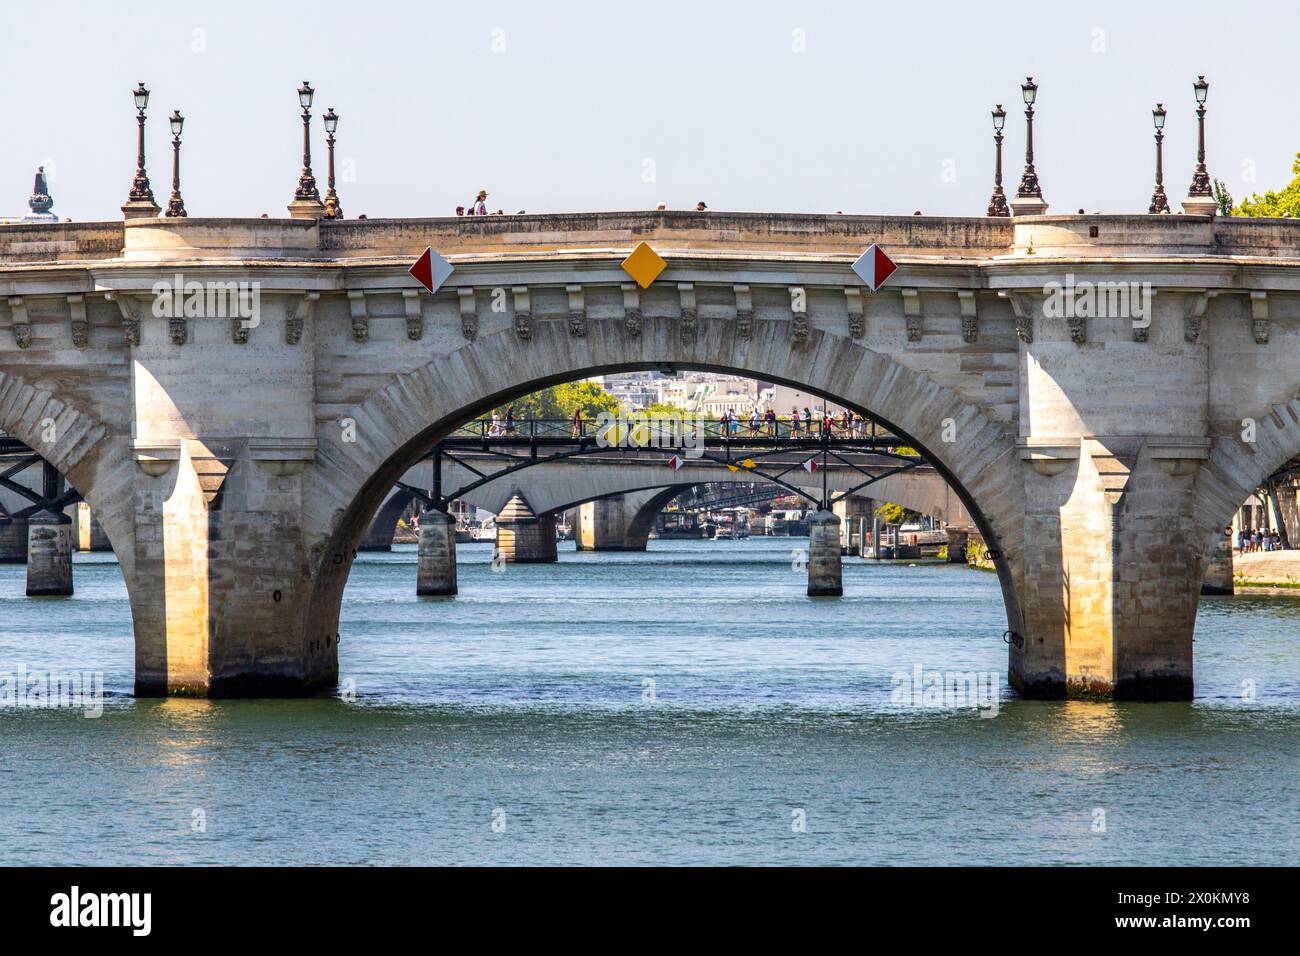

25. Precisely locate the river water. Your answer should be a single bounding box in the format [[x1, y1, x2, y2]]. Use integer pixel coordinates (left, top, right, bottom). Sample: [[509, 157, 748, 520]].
[[1, 537, 1298, 865]]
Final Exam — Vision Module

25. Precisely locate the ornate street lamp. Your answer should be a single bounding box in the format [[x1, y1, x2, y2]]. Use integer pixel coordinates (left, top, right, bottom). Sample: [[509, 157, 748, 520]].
[[165, 110, 187, 218], [322, 107, 342, 219], [987, 104, 1010, 217], [122, 82, 160, 218], [1149, 103, 1170, 214], [288, 81, 324, 218], [1181, 75, 1216, 214], [1009, 77, 1048, 215]]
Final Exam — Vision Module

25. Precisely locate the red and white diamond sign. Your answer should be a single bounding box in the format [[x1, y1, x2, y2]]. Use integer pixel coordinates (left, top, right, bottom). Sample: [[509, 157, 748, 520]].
[[802, 458, 820, 474], [409, 247, 454, 294], [852, 243, 897, 292], [668, 455, 686, 471]]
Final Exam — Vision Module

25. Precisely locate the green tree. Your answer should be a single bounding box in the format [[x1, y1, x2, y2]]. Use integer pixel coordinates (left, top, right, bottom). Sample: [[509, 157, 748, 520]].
[[494, 380, 617, 422], [875, 502, 920, 525], [640, 399, 689, 416], [554, 381, 619, 419], [497, 388, 562, 420], [1213, 179, 1234, 217], [1233, 153, 1300, 217]]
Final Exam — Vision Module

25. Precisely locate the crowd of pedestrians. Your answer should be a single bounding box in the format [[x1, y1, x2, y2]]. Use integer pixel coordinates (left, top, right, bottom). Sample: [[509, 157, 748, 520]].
[[715, 407, 870, 438], [1237, 527, 1286, 552]]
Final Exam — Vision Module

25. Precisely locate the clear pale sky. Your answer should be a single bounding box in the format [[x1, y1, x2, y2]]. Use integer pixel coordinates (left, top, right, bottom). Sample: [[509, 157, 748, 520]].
[[3, 0, 1298, 221]]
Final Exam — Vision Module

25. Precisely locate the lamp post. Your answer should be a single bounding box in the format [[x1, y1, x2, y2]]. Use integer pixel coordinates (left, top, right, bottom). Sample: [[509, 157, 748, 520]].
[[1009, 77, 1048, 215], [165, 111, 187, 218], [122, 82, 161, 218], [1149, 103, 1170, 214], [323, 108, 342, 219], [1182, 75, 1216, 215], [986, 104, 1010, 217], [288, 81, 325, 218]]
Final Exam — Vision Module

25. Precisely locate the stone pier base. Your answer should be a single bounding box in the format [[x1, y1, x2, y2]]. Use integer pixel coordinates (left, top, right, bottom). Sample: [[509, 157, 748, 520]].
[[575, 495, 643, 550], [1200, 536, 1234, 595], [88, 514, 113, 552], [0, 514, 28, 564], [416, 509, 458, 596], [832, 496, 874, 555], [26, 510, 73, 596], [946, 529, 970, 564], [362, 488, 416, 552], [807, 510, 843, 596], [496, 494, 558, 562]]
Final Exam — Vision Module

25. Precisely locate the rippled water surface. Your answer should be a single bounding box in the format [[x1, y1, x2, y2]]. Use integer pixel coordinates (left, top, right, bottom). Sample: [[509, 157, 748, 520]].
[[1, 538, 1298, 865]]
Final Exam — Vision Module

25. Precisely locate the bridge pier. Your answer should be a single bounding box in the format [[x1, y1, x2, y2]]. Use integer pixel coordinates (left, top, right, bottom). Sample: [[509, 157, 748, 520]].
[[832, 496, 874, 555], [807, 510, 843, 596], [945, 529, 970, 564], [416, 509, 457, 596], [575, 495, 643, 551], [495, 494, 557, 562], [88, 513, 112, 552], [26, 510, 73, 596], [362, 487, 415, 552], [1013, 446, 1201, 701], [1201, 535, 1234, 595], [0, 513, 28, 563]]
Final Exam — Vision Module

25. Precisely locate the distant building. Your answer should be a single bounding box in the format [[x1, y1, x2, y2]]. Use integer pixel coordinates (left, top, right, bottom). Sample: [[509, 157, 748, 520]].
[[593, 371, 663, 409], [770, 384, 846, 416]]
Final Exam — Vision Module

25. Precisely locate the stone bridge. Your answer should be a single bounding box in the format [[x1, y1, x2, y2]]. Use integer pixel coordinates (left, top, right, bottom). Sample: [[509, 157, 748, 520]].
[[3, 211, 1300, 699]]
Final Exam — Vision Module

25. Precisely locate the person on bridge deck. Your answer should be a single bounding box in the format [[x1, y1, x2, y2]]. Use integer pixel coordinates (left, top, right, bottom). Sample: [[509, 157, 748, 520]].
[[749, 409, 761, 435], [489, 412, 501, 437], [802, 408, 813, 433], [696, 201, 708, 211], [789, 408, 801, 437], [570, 408, 583, 439], [468, 190, 488, 216], [765, 408, 777, 437], [455, 206, 465, 216], [504, 406, 515, 435]]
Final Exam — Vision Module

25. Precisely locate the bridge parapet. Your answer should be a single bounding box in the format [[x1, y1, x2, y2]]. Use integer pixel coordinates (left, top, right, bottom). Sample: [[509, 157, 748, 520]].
[[1013, 214, 1300, 260], [0, 221, 124, 264], [4, 213, 1300, 271]]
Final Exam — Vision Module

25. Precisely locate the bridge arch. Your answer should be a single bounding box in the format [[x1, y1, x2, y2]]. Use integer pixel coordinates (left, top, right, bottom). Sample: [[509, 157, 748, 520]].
[[302, 314, 1026, 680], [0, 370, 175, 685], [0, 371, 135, 561], [1194, 405, 1300, 556]]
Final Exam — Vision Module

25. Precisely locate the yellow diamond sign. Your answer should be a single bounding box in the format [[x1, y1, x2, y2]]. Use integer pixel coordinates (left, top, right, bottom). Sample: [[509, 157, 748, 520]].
[[622, 242, 666, 289]]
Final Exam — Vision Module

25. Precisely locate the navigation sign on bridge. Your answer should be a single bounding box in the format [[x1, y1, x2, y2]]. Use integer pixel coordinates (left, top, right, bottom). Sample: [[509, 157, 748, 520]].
[[409, 247, 454, 294], [621, 242, 667, 289], [852, 243, 897, 292]]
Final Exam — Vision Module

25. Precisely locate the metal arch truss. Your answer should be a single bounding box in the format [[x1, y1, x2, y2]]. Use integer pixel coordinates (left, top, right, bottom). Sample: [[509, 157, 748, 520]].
[[403, 418, 925, 513], [0, 445, 82, 518]]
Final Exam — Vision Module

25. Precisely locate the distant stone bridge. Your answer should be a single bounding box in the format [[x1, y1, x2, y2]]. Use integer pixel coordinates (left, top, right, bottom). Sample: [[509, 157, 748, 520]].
[[364, 449, 972, 552], [4, 211, 1300, 699]]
